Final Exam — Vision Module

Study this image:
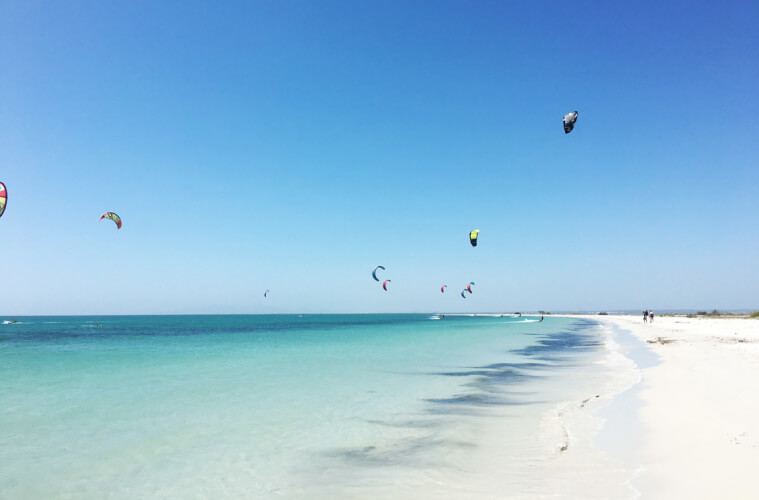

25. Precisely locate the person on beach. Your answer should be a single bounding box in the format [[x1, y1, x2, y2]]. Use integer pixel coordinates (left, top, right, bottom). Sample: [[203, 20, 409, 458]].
[[643, 310, 648, 323], [649, 311, 655, 323]]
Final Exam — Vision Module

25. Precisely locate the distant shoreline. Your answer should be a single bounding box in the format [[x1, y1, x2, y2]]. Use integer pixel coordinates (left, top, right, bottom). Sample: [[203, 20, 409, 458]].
[[3, 310, 757, 318]]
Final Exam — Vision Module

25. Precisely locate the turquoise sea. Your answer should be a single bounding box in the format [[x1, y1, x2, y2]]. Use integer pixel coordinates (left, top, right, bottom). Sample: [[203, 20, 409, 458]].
[[1, 315, 610, 498]]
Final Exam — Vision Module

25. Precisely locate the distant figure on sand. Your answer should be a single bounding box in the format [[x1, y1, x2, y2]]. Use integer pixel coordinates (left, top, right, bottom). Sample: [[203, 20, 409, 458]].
[[643, 310, 649, 323], [649, 311, 655, 323]]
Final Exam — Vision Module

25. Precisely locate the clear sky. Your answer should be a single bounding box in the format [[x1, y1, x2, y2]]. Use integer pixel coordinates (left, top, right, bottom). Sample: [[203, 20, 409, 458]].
[[1, 0, 758, 315]]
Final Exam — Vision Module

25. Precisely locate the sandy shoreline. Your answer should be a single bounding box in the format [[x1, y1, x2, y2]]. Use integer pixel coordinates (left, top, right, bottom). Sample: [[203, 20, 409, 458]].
[[574, 314, 759, 499], [362, 313, 759, 498]]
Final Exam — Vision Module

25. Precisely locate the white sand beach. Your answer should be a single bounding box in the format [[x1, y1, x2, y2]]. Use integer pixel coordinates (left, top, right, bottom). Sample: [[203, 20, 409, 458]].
[[376, 314, 759, 499], [579, 314, 759, 499]]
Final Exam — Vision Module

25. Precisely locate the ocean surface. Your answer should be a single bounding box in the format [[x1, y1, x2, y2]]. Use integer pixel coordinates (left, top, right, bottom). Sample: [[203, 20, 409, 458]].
[[1, 314, 614, 498]]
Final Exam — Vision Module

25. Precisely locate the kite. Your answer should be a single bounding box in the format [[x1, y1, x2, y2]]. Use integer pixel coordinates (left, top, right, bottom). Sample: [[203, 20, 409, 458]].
[[461, 290, 467, 298], [469, 230, 479, 247], [563, 111, 578, 134], [441, 285, 447, 293], [382, 280, 391, 291], [100, 212, 122, 230], [0, 182, 6, 219], [264, 290, 270, 298], [372, 266, 385, 281]]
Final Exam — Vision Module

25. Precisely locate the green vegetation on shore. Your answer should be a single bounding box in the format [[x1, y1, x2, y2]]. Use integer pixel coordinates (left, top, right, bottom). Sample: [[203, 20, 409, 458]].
[[695, 310, 722, 316], [682, 310, 759, 319]]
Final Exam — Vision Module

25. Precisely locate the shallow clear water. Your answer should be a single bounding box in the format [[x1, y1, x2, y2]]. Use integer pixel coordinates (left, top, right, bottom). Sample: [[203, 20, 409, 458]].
[[0, 314, 606, 498]]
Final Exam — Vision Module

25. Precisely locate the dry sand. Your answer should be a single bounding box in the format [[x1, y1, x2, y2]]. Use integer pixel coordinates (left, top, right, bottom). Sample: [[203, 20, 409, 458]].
[[593, 314, 759, 498]]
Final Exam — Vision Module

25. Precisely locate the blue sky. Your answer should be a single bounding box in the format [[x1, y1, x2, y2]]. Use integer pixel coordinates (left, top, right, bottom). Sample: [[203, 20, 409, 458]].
[[1, 0, 757, 314]]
